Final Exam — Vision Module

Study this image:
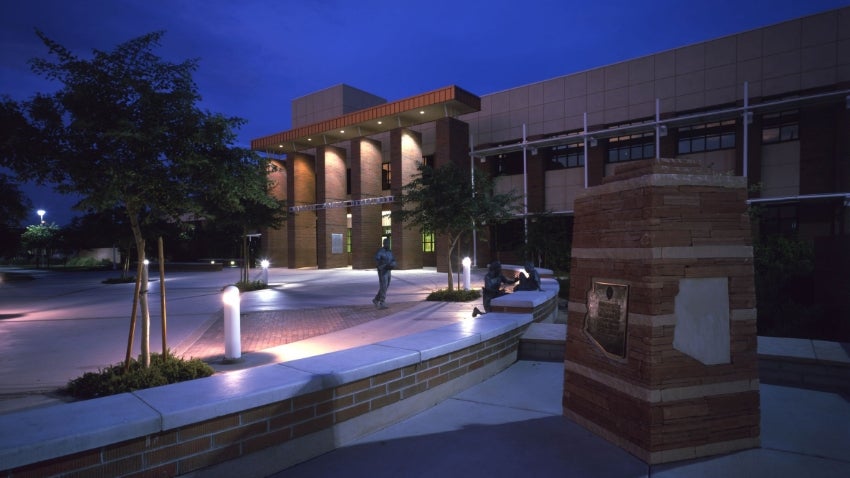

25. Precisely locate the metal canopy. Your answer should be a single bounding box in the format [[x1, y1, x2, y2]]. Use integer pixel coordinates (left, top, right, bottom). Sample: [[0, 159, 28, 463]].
[[251, 85, 481, 154]]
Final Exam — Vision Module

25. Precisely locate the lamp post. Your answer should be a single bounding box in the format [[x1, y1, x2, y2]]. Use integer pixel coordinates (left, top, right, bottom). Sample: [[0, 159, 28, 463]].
[[37, 209, 45, 224]]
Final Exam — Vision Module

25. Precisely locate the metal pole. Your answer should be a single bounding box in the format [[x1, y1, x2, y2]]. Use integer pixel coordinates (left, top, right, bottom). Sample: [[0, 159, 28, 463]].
[[583, 112, 589, 189], [743, 81, 750, 178], [655, 98, 661, 158], [522, 123, 528, 247], [469, 133, 477, 267]]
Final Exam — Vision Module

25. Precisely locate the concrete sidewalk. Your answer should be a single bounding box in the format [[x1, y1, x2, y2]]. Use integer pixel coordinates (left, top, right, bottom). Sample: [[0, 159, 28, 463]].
[[2, 267, 849, 477], [267, 361, 850, 478]]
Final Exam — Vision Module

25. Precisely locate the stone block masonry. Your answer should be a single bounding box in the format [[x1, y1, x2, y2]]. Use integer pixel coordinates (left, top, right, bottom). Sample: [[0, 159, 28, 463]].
[[563, 158, 760, 464]]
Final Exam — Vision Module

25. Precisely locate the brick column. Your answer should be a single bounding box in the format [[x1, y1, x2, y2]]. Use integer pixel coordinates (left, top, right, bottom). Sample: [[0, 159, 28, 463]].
[[433, 117, 471, 273], [351, 138, 384, 269], [262, 159, 287, 266], [563, 158, 759, 464], [390, 127, 423, 269], [287, 152, 317, 269], [316, 145, 348, 269]]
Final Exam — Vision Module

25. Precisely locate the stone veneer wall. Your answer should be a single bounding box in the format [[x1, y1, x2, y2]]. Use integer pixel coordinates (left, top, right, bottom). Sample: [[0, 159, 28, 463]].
[[563, 158, 760, 464], [2, 325, 528, 478]]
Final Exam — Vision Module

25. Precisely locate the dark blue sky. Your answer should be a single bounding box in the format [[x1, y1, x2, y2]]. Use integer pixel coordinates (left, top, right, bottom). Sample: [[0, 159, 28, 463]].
[[3, 0, 849, 225]]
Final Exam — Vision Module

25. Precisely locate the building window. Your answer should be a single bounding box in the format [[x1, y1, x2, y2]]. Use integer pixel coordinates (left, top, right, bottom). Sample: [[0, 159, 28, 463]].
[[762, 110, 799, 144], [759, 204, 798, 238], [607, 132, 655, 163], [495, 151, 524, 176], [547, 143, 584, 169], [346, 168, 352, 195], [346, 228, 351, 253], [677, 120, 736, 154], [382, 163, 391, 190], [422, 231, 434, 252], [381, 210, 391, 238]]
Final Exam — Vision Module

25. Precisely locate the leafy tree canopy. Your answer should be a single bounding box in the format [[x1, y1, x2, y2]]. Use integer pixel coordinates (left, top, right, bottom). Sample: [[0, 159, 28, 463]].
[[1, 30, 282, 247], [396, 161, 520, 289], [0, 173, 31, 228]]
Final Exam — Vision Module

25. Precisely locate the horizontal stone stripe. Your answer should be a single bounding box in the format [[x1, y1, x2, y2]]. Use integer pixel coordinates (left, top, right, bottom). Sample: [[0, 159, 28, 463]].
[[565, 361, 759, 403], [571, 245, 752, 260], [566, 303, 756, 326]]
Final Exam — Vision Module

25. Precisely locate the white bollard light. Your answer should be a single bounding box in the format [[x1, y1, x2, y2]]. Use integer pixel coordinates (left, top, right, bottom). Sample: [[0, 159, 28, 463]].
[[261, 259, 270, 285], [222, 285, 242, 362], [462, 257, 471, 291]]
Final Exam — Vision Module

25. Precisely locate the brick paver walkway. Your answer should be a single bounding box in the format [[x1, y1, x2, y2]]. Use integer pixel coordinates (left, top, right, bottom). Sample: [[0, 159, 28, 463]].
[[180, 302, 420, 362]]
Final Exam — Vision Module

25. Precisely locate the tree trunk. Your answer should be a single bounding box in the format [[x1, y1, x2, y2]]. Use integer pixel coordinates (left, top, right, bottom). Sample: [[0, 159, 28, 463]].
[[446, 233, 461, 291], [128, 211, 151, 368]]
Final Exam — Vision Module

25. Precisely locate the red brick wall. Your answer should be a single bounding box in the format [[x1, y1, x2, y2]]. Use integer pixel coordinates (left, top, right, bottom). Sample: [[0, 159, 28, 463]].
[[563, 158, 760, 464], [390, 128, 423, 269], [317, 145, 349, 269], [288, 153, 317, 268], [4, 329, 525, 478], [351, 138, 384, 269]]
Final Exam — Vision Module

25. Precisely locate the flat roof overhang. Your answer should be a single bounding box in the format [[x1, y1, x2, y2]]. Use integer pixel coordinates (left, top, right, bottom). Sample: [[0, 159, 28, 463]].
[[251, 85, 481, 154]]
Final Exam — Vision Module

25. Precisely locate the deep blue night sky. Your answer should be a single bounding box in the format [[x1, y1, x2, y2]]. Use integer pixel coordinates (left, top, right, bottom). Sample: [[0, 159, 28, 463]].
[[3, 0, 848, 225]]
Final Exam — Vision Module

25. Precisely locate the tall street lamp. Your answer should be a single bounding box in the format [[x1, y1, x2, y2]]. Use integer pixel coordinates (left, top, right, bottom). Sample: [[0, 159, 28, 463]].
[[37, 209, 46, 224]]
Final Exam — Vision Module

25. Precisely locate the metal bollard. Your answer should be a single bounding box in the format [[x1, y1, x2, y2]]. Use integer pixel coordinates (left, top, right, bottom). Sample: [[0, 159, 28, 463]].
[[462, 257, 471, 291], [222, 285, 242, 362]]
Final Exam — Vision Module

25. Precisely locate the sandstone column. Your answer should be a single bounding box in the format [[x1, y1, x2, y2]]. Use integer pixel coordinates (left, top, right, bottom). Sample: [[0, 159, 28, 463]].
[[564, 158, 759, 464]]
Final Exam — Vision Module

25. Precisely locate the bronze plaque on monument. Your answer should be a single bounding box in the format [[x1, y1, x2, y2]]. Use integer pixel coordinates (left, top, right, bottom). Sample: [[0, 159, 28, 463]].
[[584, 280, 629, 358]]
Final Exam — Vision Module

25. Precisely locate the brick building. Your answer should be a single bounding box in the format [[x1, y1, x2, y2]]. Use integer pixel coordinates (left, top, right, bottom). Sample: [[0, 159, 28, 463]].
[[251, 6, 849, 272]]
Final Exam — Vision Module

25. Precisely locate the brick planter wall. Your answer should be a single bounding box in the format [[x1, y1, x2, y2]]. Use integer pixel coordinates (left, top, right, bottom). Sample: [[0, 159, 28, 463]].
[[2, 320, 530, 478]]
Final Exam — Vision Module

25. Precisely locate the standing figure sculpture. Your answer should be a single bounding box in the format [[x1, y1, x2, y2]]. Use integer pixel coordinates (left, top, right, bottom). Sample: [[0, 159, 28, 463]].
[[373, 238, 396, 309], [473, 261, 518, 316]]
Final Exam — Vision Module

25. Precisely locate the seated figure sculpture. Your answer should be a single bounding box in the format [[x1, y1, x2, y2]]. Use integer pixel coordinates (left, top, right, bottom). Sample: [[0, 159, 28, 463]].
[[473, 261, 518, 316], [514, 261, 543, 291]]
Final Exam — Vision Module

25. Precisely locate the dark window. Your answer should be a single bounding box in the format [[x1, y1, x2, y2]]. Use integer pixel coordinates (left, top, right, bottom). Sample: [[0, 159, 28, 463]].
[[382, 163, 391, 190], [762, 110, 799, 144], [346, 168, 352, 195], [546, 143, 584, 170], [677, 120, 736, 154], [607, 132, 655, 163], [495, 151, 524, 176], [759, 205, 798, 238]]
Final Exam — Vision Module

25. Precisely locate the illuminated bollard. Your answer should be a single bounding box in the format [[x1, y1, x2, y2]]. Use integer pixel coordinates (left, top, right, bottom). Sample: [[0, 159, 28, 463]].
[[462, 257, 471, 291], [260, 259, 270, 285], [222, 285, 242, 362]]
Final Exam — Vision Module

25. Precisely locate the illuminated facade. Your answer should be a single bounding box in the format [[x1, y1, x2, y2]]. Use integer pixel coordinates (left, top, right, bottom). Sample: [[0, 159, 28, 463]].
[[252, 7, 849, 272]]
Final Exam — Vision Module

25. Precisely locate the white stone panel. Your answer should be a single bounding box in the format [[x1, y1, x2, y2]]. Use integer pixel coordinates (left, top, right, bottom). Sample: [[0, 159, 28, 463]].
[[673, 277, 731, 365]]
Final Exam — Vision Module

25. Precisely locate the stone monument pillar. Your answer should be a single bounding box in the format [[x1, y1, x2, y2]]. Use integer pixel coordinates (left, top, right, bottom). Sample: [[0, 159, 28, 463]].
[[563, 158, 760, 464]]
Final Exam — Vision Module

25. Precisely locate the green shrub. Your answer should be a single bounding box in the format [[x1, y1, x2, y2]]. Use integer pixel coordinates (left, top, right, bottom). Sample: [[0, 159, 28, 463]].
[[65, 257, 112, 268], [426, 288, 481, 302], [236, 280, 267, 292], [63, 352, 214, 400], [102, 276, 136, 284]]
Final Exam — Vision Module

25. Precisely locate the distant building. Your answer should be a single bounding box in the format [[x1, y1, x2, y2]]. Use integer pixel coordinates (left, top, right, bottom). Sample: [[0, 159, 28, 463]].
[[252, 7, 849, 273]]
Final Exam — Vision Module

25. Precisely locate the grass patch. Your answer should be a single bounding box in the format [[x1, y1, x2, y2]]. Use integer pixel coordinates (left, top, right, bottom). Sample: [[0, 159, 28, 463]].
[[426, 288, 481, 302], [62, 352, 214, 400]]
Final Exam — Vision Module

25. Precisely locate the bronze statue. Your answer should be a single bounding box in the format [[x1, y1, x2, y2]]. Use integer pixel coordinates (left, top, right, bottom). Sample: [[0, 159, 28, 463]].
[[373, 238, 396, 309]]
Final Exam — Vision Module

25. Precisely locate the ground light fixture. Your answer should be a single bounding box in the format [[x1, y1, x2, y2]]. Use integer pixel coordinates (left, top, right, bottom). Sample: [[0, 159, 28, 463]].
[[261, 259, 270, 285], [462, 257, 471, 290]]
